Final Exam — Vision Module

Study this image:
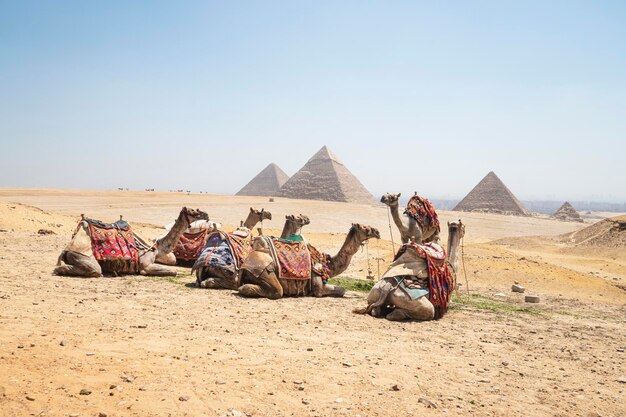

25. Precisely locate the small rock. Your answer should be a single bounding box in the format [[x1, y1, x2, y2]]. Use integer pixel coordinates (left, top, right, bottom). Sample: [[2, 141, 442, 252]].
[[501, 360, 509, 366], [293, 380, 303, 385], [79, 389, 92, 395], [17, 344, 24, 349], [215, 378, 226, 385], [335, 398, 343, 403], [109, 384, 117, 389], [418, 397, 437, 409], [26, 395, 35, 401], [391, 384, 401, 391], [59, 340, 67, 346], [302, 399, 310, 405], [494, 292, 506, 297], [342, 361, 353, 367], [618, 376, 626, 384], [306, 348, 313, 351], [179, 395, 189, 401], [525, 295, 540, 303], [478, 378, 491, 383], [137, 325, 147, 329], [511, 284, 525, 293], [122, 375, 135, 383], [229, 409, 243, 417], [99, 413, 108, 417], [69, 414, 79, 417]]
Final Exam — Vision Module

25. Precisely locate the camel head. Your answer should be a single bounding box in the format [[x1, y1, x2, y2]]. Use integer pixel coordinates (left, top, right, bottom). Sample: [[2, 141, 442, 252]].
[[250, 207, 272, 222], [350, 223, 381, 242], [182, 207, 209, 224], [380, 192, 401, 206], [447, 219, 465, 240], [295, 214, 310, 228]]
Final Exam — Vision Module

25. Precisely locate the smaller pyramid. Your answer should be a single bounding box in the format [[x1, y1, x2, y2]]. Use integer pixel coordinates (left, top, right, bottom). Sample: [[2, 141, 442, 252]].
[[454, 171, 529, 216], [236, 163, 290, 197], [278, 146, 374, 204], [552, 202, 583, 223]]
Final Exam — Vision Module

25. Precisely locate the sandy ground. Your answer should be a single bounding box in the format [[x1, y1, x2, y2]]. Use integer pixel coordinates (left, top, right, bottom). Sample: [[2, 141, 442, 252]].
[[0, 189, 625, 417]]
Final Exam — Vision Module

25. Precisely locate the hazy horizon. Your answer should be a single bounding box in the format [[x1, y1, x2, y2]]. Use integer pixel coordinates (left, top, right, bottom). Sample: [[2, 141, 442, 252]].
[[1, 1, 625, 203]]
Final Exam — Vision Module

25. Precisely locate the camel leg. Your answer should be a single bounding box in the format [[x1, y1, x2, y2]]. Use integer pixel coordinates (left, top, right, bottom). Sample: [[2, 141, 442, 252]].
[[311, 275, 345, 298], [237, 269, 283, 299], [140, 263, 177, 277], [197, 267, 238, 290], [155, 252, 177, 266], [385, 308, 413, 321], [54, 251, 102, 278], [388, 290, 435, 321]]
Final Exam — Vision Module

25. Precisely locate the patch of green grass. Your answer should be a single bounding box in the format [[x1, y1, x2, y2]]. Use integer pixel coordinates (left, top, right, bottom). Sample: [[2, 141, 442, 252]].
[[328, 276, 375, 293], [452, 294, 542, 315]]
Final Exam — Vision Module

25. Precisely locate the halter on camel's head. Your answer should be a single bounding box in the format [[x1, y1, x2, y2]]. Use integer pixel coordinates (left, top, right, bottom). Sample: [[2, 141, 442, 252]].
[[447, 219, 465, 239], [350, 223, 381, 243]]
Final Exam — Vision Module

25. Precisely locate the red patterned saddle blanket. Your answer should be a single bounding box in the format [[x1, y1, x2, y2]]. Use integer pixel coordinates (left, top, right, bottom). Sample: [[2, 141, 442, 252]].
[[404, 195, 440, 233], [268, 238, 312, 280], [87, 220, 139, 271], [308, 244, 331, 284], [174, 229, 209, 261]]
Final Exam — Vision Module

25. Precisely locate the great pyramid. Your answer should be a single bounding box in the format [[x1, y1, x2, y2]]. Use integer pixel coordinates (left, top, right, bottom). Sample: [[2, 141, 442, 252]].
[[278, 146, 375, 204], [236, 163, 290, 197], [552, 202, 583, 223], [453, 171, 529, 216]]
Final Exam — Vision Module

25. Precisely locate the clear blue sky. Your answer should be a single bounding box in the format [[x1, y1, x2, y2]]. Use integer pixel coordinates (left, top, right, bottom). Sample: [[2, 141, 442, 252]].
[[1, 1, 625, 202]]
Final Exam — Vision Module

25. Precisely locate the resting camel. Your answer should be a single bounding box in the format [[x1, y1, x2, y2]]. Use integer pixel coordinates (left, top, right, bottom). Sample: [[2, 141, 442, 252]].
[[237, 223, 381, 299], [194, 213, 306, 290], [354, 220, 464, 321], [54, 207, 209, 277], [381, 192, 439, 243]]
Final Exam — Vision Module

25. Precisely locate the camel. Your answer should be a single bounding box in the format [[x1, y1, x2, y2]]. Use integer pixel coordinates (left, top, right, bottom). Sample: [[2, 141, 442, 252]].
[[380, 192, 440, 244], [54, 207, 209, 277], [354, 220, 464, 321], [237, 223, 381, 299], [193, 212, 306, 290]]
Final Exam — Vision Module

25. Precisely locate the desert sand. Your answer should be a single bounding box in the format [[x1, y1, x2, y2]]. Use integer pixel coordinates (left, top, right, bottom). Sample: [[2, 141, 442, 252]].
[[0, 189, 625, 417]]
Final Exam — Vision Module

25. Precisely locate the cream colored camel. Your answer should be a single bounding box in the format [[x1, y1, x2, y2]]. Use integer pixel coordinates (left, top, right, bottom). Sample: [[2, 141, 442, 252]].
[[237, 224, 380, 299], [354, 220, 464, 321], [381, 192, 439, 243], [194, 212, 306, 290], [54, 207, 209, 277]]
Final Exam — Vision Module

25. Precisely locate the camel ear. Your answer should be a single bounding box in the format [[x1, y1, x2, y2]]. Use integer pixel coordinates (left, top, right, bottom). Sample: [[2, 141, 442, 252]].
[[398, 193, 401, 197], [250, 207, 254, 212], [447, 221, 450, 226]]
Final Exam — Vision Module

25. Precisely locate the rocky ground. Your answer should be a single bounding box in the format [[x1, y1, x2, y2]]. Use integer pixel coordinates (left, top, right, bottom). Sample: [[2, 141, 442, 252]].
[[0, 190, 625, 417]]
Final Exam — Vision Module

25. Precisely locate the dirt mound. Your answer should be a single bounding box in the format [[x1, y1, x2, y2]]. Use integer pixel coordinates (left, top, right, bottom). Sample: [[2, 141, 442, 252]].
[[564, 215, 626, 247], [0, 202, 75, 234]]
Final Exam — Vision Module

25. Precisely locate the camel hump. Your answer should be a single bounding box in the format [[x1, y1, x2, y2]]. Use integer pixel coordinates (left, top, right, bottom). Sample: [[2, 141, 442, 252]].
[[240, 250, 274, 278]]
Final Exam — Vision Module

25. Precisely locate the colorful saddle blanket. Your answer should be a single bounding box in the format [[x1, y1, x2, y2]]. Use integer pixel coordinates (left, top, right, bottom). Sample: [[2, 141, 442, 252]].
[[308, 244, 332, 284], [404, 195, 440, 233], [192, 230, 253, 273], [267, 238, 311, 280], [393, 242, 453, 319], [86, 219, 139, 272], [174, 229, 209, 261]]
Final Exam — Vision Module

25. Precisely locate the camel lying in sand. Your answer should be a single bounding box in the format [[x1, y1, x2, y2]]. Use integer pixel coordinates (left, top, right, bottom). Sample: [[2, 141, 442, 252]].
[[381, 192, 440, 244], [54, 207, 208, 277], [237, 223, 380, 299], [193, 213, 308, 290], [354, 220, 464, 321]]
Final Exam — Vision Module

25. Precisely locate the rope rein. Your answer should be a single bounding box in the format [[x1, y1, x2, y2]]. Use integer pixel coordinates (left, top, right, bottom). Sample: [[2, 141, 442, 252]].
[[386, 206, 396, 254], [461, 235, 470, 297]]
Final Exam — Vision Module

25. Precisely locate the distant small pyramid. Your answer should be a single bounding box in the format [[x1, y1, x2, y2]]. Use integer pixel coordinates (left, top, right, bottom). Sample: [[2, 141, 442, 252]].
[[552, 202, 583, 223], [454, 171, 529, 216], [278, 146, 374, 204], [236, 163, 290, 197]]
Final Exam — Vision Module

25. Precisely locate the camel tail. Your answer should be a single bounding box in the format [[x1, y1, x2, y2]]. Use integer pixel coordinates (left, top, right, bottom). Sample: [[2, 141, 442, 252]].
[[352, 306, 368, 315]]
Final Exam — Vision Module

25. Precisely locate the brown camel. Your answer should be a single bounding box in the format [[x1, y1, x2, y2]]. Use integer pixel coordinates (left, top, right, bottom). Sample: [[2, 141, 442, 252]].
[[381, 192, 439, 244], [194, 212, 307, 290], [237, 223, 380, 299], [54, 207, 209, 277], [354, 220, 464, 321]]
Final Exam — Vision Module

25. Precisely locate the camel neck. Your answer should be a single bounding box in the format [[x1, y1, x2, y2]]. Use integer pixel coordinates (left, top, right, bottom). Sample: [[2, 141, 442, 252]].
[[388, 202, 409, 236], [329, 229, 361, 277], [157, 211, 189, 255], [446, 227, 461, 273], [280, 220, 298, 239]]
